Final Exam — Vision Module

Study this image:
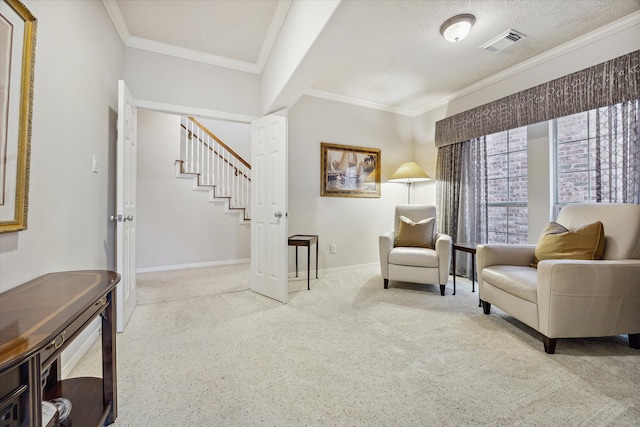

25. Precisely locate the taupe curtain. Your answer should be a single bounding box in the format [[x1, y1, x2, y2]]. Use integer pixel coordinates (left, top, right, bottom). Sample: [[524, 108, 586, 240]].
[[435, 50, 640, 147], [594, 99, 640, 203], [436, 137, 488, 277]]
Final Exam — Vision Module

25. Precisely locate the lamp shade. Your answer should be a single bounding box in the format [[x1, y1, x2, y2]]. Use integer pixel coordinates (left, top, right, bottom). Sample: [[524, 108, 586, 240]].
[[439, 14, 476, 43], [388, 162, 431, 183]]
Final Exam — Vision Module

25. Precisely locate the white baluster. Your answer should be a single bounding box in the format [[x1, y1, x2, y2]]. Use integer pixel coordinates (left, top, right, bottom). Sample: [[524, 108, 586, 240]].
[[207, 135, 212, 185], [189, 120, 195, 172]]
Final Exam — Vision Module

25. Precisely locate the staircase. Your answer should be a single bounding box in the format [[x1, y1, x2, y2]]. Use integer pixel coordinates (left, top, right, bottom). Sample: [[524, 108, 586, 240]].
[[175, 116, 251, 222]]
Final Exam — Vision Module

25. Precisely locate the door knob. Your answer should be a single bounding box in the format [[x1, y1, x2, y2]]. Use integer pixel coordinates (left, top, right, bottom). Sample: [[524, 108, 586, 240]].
[[274, 212, 283, 218]]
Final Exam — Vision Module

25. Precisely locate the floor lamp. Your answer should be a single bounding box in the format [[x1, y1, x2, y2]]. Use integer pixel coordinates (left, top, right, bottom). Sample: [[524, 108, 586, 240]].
[[389, 162, 431, 204]]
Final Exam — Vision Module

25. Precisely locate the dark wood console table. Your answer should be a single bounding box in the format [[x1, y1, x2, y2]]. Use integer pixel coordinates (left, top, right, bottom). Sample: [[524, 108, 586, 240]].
[[288, 235, 319, 290], [0, 270, 120, 426]]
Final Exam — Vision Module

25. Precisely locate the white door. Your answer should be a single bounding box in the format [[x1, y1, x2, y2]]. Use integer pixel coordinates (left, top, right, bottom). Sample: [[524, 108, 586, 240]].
[[251, 113, 288, 302], [115, 80, 137, 332]]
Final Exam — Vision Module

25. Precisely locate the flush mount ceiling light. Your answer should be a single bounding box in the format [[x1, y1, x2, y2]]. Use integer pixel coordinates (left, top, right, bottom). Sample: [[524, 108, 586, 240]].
[[439, 14, 476, 43]]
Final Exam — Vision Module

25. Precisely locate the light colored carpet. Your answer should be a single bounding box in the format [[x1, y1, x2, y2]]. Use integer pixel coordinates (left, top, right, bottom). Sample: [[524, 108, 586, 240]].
[[70, 264, 640, 426]]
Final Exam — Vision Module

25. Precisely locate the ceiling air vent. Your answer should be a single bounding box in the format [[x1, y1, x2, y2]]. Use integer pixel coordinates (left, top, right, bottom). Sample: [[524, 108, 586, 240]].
[[480, 29, 526, 53]]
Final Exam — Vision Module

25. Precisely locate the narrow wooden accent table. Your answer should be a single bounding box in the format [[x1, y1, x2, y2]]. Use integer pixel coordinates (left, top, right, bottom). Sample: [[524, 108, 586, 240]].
[[0, 270, 120, 427], [452, 243, 480, 305], [288, 235, 319, 290]]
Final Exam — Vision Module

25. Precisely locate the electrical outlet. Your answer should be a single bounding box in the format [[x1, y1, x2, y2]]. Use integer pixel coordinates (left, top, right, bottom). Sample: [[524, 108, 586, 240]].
[[330, 244, 337, 254]]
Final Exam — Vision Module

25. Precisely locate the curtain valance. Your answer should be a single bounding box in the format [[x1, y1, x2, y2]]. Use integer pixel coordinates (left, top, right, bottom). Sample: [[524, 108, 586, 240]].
[[435, 50, 640, 148]]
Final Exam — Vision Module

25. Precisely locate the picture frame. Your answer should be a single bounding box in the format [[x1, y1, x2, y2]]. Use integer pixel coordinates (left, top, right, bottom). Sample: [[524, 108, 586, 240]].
[[320, 142, 381, 198], [0, 0, 36, 233]]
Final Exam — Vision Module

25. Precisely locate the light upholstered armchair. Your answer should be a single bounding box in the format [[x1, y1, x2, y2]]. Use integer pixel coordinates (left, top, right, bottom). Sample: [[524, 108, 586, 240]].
[[478, 203, 640, 354], [379, 205, 452, 295]]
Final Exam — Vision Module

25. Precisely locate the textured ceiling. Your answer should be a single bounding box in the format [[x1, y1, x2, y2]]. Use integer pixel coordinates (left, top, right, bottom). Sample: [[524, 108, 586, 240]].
[[314, 0, 640, 112], [110, 0, 640, 115], [116, 0, 279, 63]]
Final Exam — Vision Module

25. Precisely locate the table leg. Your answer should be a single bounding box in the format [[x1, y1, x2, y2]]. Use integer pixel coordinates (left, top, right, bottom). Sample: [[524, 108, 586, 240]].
[[473, 253, 482, 307], [295, 247, 299, 277], [315, 238, 319, 279], [471, 253, 475, 293], [307, 244, 311, 290], [452, 248, 456, 296]]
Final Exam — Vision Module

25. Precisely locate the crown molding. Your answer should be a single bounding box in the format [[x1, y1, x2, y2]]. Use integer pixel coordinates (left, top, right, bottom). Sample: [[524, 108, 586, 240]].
[[304, 89, 415, 117], [102, 0, 130, 43], [135, 100, 257, 124], [125, 36, 260, 73], [102, 0, 288, 75]]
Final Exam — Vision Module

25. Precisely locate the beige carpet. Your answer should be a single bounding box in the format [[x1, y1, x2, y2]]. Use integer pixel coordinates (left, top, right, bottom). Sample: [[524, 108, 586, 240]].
[[70, 264, 640, 426]]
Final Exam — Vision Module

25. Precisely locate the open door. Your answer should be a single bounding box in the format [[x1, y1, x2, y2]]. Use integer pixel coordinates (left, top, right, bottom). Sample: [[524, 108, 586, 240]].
[[115, 80, 137, 331], [251, 113, 288, 302]]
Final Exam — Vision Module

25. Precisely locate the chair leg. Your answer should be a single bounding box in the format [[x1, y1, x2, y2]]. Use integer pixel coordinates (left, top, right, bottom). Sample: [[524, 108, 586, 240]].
[[384, 279, 389, 289], [481, 301, 491, 314], [543, 336, 557, 354], [439, 284, 445, 296], [629, 333, 640, 349]]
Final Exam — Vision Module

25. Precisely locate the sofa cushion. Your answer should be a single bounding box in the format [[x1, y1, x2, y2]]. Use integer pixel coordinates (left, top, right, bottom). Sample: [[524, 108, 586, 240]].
[[482, 265, 538, 303], [395, 216, 435, 249], [389, 247, 440, 268], [532, 221, 605, 267]]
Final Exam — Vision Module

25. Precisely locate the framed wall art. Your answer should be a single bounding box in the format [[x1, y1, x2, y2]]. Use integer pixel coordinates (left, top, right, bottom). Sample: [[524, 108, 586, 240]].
[[320, 142, 381, 198], [0, 0, 36, 233]]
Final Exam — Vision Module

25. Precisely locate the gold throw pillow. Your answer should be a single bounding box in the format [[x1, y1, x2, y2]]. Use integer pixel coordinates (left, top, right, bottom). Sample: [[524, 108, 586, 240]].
[[532, 221, 605, 267], [395, 216, 435, 249]]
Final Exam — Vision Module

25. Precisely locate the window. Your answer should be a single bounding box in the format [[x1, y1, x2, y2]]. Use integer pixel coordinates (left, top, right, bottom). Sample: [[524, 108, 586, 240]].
[[555, 99, 640, 212], [486, 127, 528, 244]]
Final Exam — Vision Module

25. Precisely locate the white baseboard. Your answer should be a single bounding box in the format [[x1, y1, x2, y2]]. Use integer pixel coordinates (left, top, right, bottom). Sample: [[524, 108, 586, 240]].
[[288, 262, 378, 277], [139, 259, 376, 277], [137, 258, 250, 274]]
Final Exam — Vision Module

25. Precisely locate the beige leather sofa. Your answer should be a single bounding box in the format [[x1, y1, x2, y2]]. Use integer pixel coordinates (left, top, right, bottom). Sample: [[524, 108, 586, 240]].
[[379, 205, 452, 295], [478, 203, 640, 354]]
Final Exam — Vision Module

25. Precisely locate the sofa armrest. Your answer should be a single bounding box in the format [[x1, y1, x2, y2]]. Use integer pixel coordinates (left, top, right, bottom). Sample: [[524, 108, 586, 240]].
[[477, 244, 535, 270], [536, 259, 640, 337], [477, 244, 535, 288], [379, 232, 395, 279], [435, 233, 452, 285]]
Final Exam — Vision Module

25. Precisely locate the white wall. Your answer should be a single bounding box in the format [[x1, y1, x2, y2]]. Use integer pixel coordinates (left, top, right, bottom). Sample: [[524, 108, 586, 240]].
[[197, 118, 251, 162], [288, 96, 417, 271], [413, 104, 446, 206], [136, 111, 250, 270], [0, 0, 123, 292], [123, 48, 261, 117], [527, 121, 552, 242]]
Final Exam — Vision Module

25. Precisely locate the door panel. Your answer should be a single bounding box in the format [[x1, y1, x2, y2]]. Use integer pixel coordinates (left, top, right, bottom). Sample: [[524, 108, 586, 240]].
[[251, 113, 288, 302], [116, 80, 137, 332]]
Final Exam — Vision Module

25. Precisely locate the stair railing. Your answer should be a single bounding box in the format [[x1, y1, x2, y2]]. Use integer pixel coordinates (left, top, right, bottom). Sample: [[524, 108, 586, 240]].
[[179, 116, 251, 219]]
